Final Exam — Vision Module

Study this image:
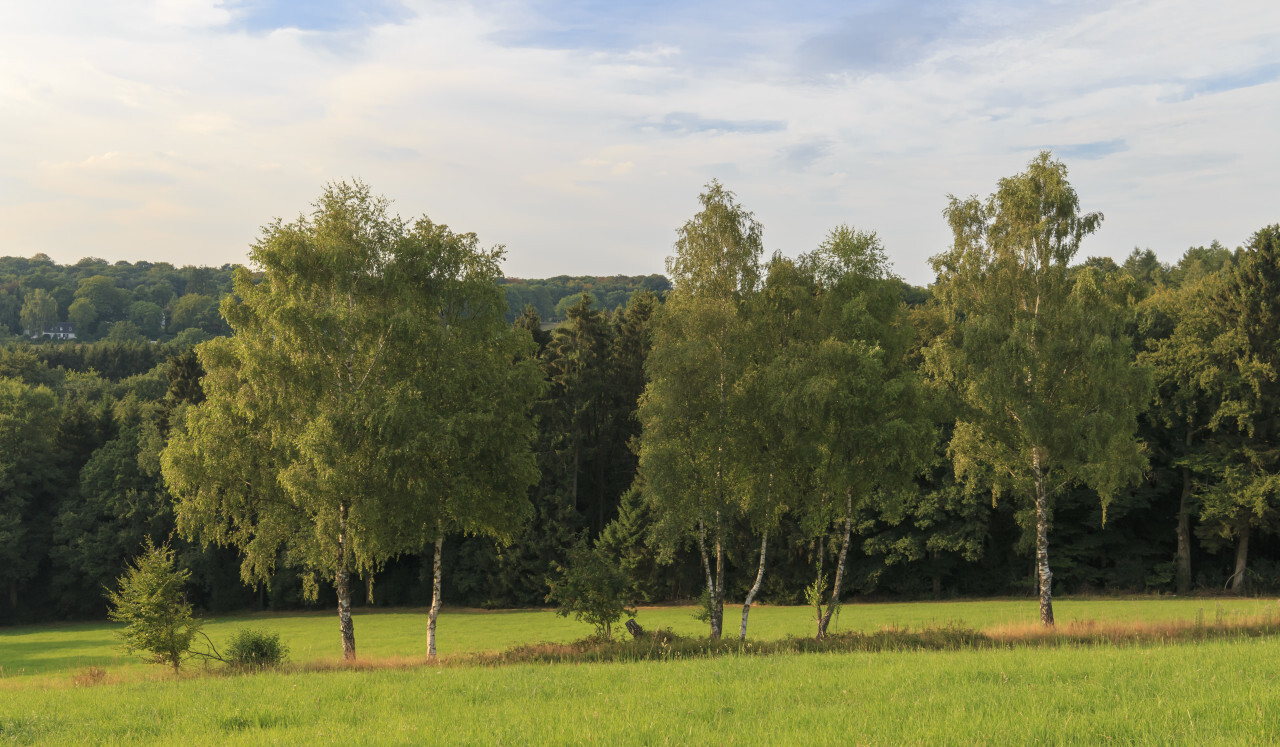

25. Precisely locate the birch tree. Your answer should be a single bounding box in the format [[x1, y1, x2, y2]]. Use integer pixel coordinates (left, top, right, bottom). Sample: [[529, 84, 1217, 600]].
[[383, 217, 542, 657], [731, 254, 816, 638], [162, 181, 540, 659], [925, 152, 1148, 625], [636, 180, 762, 640], [789, 227, 933, 639]]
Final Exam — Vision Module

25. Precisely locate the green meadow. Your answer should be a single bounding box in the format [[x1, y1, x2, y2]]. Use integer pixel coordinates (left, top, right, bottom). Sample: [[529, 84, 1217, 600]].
[[3, 598, 1279, 744], [4, 597, 1277, 679]]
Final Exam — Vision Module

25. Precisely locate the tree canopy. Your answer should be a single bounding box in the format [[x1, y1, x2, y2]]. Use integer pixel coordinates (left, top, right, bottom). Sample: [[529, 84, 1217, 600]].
[[3, 167, 1279, 639], [925, 152, 1149, 624], [162, 181, 541, 659]]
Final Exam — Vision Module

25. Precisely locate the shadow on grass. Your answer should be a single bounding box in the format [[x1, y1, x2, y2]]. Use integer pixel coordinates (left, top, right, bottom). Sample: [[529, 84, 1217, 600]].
[[0, 639, 123, 675]]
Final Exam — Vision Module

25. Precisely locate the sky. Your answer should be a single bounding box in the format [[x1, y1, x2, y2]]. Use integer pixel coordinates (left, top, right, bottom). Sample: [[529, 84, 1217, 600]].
[[1, 0, 1277, 285]]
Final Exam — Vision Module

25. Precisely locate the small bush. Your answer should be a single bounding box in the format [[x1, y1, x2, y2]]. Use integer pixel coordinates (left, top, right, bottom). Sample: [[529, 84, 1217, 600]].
[[546, 538, 635, 639], [224, 628, 289, 671]]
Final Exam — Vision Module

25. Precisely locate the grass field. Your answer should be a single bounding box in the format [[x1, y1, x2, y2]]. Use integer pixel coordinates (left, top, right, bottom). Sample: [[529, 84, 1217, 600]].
[[3, 597, 1279, 743], [5, 596, 1276, 679]]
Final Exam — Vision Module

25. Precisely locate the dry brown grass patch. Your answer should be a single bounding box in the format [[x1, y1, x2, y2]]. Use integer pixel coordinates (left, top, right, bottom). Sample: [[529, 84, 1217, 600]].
[[70, 666, 109, 687], [982, 610, 1280, 646]]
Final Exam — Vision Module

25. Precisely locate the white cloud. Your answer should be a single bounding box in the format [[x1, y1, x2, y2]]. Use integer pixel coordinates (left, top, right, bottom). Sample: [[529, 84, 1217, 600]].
[[0, 0, 1277, 282], [152, 0, 233, 28]]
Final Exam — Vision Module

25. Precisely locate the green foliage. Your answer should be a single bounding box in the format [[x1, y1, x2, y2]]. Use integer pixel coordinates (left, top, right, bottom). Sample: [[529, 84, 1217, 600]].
[[597, 484, 672, 603], [926, 152, 1149, 621], [127, 301, 165, 339], [637, 180, 764, 639], [104, 320, 146, 343], [168, 293, 225, 336], [0, 255, 237, 344], [162, 180, 542, 658], [455, 290, 663, 610], [105, 539, 202, 672], [224, 628, 289, 671], [74, 276, 127, 328], [546, 538, 635, 639], [1194, 225, 1280, 583], [51, 396, 173, 616], [3, 178, 1280, 623], [501, 275, 669, 323], [19, 288, 57, 336], [0, 377, 59, 616], [786, 226, 934, 630], [553, 290, 597, 319]]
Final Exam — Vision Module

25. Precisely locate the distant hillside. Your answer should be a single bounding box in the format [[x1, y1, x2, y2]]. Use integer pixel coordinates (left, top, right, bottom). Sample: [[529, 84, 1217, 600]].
[[1, 256, 672, 338], [500, 274, 671, 322], [0, 254, 237, 343]]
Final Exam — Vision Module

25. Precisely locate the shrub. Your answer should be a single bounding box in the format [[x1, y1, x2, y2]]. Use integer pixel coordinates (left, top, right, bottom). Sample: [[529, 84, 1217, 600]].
[[105, 538, 202, 672], [224, 628, 289, 671], [546, 538, 635, 639]]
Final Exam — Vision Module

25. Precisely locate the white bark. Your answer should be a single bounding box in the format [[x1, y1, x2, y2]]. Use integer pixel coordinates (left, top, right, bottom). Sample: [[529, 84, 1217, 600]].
[[1033, 447, 1054, 626], [336, 503, 356, 660], [739, 533, 768, 640], [428, 534, 443, 658], [818, 488, 854, 639]]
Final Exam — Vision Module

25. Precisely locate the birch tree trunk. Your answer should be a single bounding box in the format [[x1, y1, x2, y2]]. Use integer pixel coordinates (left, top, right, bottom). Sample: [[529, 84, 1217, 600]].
[[336, 567, 356, 660], [696, 518, 713, 635], [428, 534, 444, 658], [1175, 465, 1194, 594], [1231, 524, 1249, 594], [739, 533, 768, 640], [818, 488, 854, 639], [710, 514, 725, 639], [1032, 449, 1054, 626], [336, 505, 356, 660]]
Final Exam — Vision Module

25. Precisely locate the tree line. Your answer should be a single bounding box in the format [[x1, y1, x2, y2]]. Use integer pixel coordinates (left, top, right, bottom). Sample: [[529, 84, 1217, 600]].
[[1, 154, 1278, 654], [2, 255, 236, 343], [500, 274, 671, 324]]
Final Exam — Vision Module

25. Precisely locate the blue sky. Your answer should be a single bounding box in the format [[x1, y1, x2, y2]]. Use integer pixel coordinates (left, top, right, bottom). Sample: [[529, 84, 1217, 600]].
[[1, 0, 1277, 283]]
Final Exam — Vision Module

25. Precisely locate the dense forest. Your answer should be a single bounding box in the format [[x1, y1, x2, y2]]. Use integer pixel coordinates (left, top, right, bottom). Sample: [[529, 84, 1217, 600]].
[[2, 157, 1278, 636], [0, 254, 664, 338], [1, 255, 235, 343], [500, 275, 671, 323]]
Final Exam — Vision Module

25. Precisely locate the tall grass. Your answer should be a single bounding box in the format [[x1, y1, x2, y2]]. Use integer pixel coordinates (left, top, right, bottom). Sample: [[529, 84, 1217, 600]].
[[3, 597, 1276, 680], [3, 636, 1279, 744]]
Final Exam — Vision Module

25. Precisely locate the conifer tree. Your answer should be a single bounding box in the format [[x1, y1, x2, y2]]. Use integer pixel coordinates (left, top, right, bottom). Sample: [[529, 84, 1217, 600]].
[[106, 539, 202, 673]]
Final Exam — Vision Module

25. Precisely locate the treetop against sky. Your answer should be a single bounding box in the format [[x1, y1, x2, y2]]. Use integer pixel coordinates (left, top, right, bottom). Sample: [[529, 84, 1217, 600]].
[[1, 0, 1277, 285]]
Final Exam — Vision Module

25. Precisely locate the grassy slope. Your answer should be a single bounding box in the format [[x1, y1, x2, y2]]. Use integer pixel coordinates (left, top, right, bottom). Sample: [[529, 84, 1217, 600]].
[[2, 597, 1276, 679], [3, 637, 1279, 744]]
